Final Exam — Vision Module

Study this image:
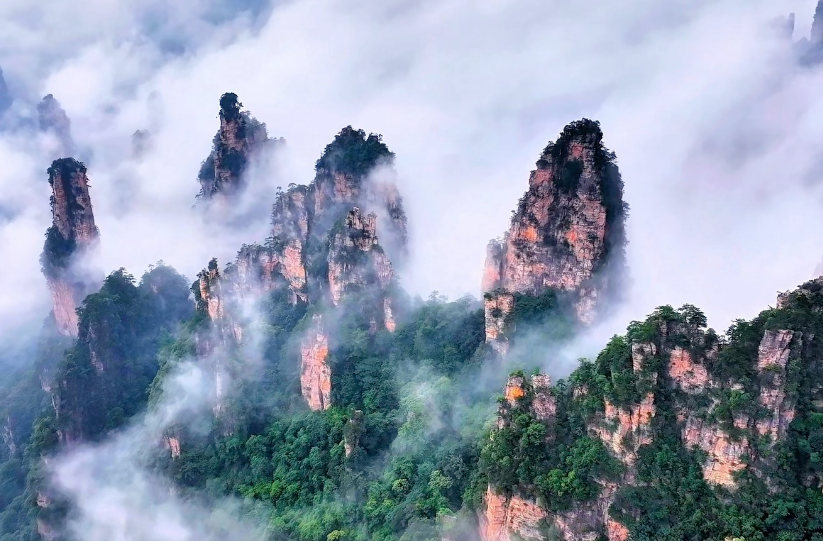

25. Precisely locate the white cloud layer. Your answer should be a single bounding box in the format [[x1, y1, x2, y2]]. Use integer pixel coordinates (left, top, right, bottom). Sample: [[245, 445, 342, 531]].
[[1, 0, 823, 345]]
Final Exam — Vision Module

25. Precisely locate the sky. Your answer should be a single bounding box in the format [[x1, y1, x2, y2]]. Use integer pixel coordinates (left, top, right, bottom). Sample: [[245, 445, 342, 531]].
[[1, 0, 823, 348]]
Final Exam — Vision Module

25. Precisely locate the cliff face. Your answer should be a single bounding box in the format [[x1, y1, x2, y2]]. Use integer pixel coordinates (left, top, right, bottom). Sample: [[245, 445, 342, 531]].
[[191, 126, 406, 412], [41, 158, 100, 336], [479, 282, 823, 541], [313, 126, 408, 260], [328, 207, 394, 308], [300, 315, 331, 411], [37, 94, 74, 158], [482, 374, 627, 541], [197, 92, 277, 200], [482, 119, 626, 353]]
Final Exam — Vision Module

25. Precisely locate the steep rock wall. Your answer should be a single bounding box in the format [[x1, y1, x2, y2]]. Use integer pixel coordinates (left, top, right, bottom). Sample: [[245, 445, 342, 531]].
[[197, 92, 276, 200], [41, 158, 100, 336], [482, 119, 626, 351], [328, 207, 394, 308], [301, 315, 332, 411]]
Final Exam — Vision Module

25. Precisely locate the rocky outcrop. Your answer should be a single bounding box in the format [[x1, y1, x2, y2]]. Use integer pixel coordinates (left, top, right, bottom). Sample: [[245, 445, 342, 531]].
[[484, 373, 627, 541], [681, 414, 749, 488], [197, 92, 276, 200], [313, 126, 408, 260], [301, 315, 331, 411], [163, 432, 181, 459], [480, 488, 547, 541], [328, 208, 394, 308], [40, 158, 100, 336], [594, 395, 655, 466], [482, 119, 626, 350], [192, 127, 407, 412], [667, 347, 710, 392], [38, 94, 74, 158], [484, 293, 514, 355], [592, 343, 657, 465], [754, 330, 797, 442]]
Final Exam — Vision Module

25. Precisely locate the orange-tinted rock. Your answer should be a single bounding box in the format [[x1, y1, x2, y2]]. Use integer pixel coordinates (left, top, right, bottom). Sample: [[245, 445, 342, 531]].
[[681, 415, 748, 487], [481, 120, 626, 346], [755, 329, 796, 441], [668, 347, 710, 392], [328, 207, 394, 306], [164, 435, 181, 458], [606, 518, 630, 541], [384, 297, 396, 332], [41, 158, 101, 337], [479, 487, 548, 541], [594, 394, 655, 465], [301, 316, 332, 411], [504, 375, 526, 404]]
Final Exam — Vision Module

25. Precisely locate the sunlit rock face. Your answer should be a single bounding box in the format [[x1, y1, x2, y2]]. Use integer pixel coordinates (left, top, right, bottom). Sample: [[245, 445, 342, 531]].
[[482, 119, 627, 353], [480, 488, 547, 541], [40, 158, 100, 337], [301, 315, 331, 411]]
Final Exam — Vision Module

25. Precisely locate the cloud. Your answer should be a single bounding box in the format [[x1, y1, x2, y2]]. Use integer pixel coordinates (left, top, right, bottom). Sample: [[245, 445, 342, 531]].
[[2, 0, 823, 344], [49, 361, 268, 541]]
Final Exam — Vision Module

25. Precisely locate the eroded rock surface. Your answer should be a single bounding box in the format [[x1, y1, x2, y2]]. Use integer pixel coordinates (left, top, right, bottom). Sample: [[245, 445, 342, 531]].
[[482, 119, 626, 351], [41, 158, 100, 336]]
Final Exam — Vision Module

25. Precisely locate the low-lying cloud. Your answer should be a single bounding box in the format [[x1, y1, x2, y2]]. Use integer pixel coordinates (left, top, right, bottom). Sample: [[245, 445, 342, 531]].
[[1, 0, 823, 344]]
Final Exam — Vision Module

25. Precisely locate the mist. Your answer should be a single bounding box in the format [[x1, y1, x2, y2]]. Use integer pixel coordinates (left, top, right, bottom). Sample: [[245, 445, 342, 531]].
[[1, 0, 823, 347]]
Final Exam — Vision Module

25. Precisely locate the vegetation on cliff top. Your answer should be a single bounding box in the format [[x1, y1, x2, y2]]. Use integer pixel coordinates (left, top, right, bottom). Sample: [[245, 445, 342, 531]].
[[316, 126, 395, 178]]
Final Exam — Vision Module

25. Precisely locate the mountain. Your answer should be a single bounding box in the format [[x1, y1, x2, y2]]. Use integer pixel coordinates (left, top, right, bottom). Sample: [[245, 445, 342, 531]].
[[40, 158, 100, 337], [1, 101, 822, 541], [196, 92, 281, 202], [482, 119, 627, 355]]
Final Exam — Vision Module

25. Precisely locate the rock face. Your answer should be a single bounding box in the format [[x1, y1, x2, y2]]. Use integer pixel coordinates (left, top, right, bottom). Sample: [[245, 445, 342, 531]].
[[301, 315, 331, 411], [197, 92, 277, 200], [312, 126, 408, 259], [480, 488, 547, 541], [482, 119, 626, 352], [192, 126, 407, 411], [328, 207, 394, 309], [670, 325, 798, 488], [40, 158, 100, 336], [483, 373, 627, 541], [37, 94, 74, 158], [754, 329, 797, 441]]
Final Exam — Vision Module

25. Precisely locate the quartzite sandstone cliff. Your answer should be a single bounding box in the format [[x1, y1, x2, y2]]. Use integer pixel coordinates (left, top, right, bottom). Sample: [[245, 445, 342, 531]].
[[191, 125, 407, 411], [482, 119, 626, 354], [197, 92, 278, 201], [40, 158, 100, 336]]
